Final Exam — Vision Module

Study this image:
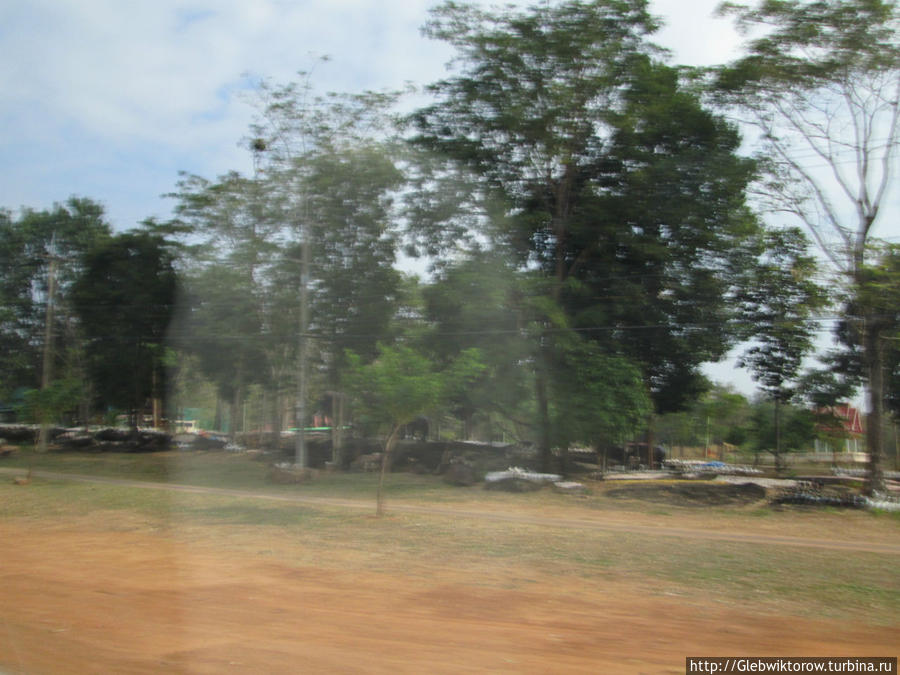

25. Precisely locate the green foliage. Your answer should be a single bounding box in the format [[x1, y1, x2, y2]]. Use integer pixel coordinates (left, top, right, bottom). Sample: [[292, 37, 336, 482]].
[[71, 230, 178, 420], [344, 343, 484, 433], [304, 144, 405, 370], [344, 342, 484, 515], [716, 0, 899, 92], [749, 399, 816, 456], [422, 251, 533, 437], [824, 244, 900, 417], [169, 81, 406, 436], [656, 384, 754, 448], [178, 263, 268, 403], [412, 0, 761, 424], [548, 330, 651, 450], [738, 227, 827, 401], [0, 198, 111, 398], [169, 169, 283, 413], [18, 378, 82, 425]]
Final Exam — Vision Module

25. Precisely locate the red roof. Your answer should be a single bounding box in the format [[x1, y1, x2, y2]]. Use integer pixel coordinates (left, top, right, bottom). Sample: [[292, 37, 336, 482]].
[[816, 404, 864, 436]]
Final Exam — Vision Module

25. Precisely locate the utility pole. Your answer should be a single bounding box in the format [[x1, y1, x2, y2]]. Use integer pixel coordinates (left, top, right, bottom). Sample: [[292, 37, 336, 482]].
[[38, 234, 58, 453], [894, 420, 899, 471], [294, 216, 310, 468]]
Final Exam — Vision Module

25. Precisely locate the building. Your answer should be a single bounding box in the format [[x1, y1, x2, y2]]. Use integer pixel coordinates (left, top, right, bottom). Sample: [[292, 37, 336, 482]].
[[814, 404, 865, 460]]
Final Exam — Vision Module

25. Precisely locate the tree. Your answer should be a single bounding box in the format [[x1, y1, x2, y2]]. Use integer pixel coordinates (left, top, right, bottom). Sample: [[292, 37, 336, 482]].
[[421, 251, 534, 441], [176, 262, 269, 437], [0, 198, 111, 402], [171, 79, 408, 458], [819, 244, 900, 421], [170, 168, 283, 439], [748, 398, 817, 471], [304, 146, 403, 365], [72, 229, 178, 427], [738, 227, 827, 459], [715, 0, 900, 493], [243, 79, 403, 465], [410, 0, 760, 468], [345, 344, 483, 516], [546, 325, 651, 471], [697, 385, 755, 449]]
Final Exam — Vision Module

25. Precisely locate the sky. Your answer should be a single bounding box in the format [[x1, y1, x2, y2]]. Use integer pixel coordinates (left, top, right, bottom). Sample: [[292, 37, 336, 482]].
[[0, 0, 889, 400], [1, 0, 743, 229]]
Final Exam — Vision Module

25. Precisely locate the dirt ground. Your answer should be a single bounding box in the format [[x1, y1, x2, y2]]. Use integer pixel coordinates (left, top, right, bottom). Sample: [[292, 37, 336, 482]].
[[604, 482, 768, 506], [1, 506, 897, 675]]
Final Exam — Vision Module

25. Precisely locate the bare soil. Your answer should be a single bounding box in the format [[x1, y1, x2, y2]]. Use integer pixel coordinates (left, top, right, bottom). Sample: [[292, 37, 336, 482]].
[[1, 502, 897, 674], [604, 482, 768, 506]]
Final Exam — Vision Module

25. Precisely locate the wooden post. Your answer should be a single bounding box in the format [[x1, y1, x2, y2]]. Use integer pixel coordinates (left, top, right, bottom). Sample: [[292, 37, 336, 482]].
[[38, 236, 58, 453]]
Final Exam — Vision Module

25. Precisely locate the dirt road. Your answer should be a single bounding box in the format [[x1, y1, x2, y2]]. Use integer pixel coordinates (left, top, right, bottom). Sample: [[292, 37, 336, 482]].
[[2, 468, 899, 555], [1, 519, 897, 675], [1, 469, 897, 673]]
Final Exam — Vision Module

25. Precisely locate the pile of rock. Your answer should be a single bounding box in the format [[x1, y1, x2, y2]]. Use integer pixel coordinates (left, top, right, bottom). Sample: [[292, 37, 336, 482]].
[[174, 433, 228, 451], [0, 424, 49, 443], [266, 463, 317, 484], [55, 428, 171, 452], [833, 467, 900, 480], [484, 467, 562, 492], [772, 489, 867, 508], [664, 459, 763, 477], [442, 458, 478, 486], [351, 452, 383, 472]]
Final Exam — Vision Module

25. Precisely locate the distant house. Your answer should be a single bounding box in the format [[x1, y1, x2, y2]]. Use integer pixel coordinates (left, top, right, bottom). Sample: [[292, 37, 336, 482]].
[[814, 404, 865, 457]]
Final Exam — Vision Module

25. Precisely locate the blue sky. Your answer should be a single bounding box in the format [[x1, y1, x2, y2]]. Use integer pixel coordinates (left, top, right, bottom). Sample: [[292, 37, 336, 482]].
[[3, 0, 893, 398], [1, 0, 743, 230]]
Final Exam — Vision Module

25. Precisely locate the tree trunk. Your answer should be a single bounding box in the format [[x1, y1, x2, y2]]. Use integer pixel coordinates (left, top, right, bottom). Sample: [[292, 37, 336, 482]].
[[377, 424, 402, 518], [463, 410, 474, 441], [270, 388, 282, 449], [214, 395, 223, 433], [646, 415, 656, 470], [258, 389, 266, 449], [774, 396, 782, 470], [594, 442, 608, 474], [863, 319, 886, 495], [151, 367, 162, 430], [331, 391, 345, 465], [230, 383, 242, 444], [535, 352, 553, 473]]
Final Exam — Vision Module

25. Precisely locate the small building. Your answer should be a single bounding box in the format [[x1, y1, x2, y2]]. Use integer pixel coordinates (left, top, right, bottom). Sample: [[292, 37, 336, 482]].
[[814, 404, 865, 459]]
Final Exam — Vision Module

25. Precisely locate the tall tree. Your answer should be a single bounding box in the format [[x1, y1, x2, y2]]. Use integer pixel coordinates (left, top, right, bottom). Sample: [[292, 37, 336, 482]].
[[738, 227, 827, 460], [545, 321, 651, 470], [411, 0, 759, 468], [249, 82, 404, 464], [0, 198, 111, 411], [303, 144, 404, 382], [171, 78, 405, 457], [715, 0, 900, 493], [421, 251, 534, 441], [345, 344, 483, 516], [72, 229, 178, 427], [170, 170, 279, 439], [827, 244, 900, 416], [749, 397, 817, 470]]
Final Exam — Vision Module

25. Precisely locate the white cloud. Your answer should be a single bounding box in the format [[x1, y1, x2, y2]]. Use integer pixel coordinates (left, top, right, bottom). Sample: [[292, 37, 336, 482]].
[[3, 0, 854, 398], [653, 0, 742, 66], [0, 0, 765, 231]]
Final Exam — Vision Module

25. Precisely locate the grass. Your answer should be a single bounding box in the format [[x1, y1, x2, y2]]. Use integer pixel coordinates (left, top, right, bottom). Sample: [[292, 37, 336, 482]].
[[2, 448, 899, 622], [2, 459, 899, 624], [0, 446, 485, 502]]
